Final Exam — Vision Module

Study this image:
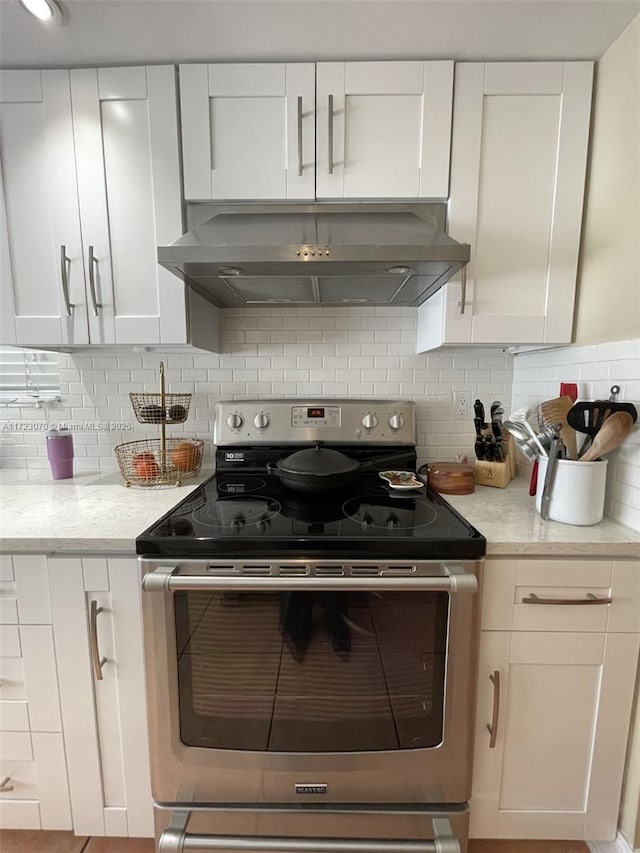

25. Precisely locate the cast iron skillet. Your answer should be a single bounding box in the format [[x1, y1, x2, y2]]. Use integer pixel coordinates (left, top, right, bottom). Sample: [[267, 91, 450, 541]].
[[266, 442, 412, 493]]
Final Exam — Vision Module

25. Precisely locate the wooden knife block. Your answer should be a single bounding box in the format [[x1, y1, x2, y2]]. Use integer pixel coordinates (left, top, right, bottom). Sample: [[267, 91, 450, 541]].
[[474, 431, 517, 489]]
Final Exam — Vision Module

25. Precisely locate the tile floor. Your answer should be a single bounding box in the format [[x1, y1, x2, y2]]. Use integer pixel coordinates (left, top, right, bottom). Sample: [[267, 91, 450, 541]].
[[0, 830, 591, 852]]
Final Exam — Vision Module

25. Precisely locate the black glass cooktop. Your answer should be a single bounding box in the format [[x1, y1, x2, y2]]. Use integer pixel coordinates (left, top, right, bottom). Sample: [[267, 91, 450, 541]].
[[136, 472, 486, 560]]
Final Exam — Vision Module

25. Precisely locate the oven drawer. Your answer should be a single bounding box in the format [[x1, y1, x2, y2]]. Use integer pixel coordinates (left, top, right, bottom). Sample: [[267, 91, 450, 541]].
[[481, 559, 640, 633], [153, 806, 469, 853]]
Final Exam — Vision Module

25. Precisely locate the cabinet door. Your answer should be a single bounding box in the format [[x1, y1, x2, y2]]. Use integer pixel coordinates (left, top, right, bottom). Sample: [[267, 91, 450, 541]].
[[316, 61, 453, 199], [0, 556, 71, 831], [471, 630, 640, 840], [0, 70, 88, 346], [180, 63, 315, 200], [417, 62, 593, 350], [49, 556, 153, 837], [71, 66, 187, 346]]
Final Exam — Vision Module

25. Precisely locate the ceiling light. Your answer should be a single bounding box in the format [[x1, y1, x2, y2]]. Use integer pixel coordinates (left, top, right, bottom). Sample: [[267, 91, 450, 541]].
[[18, 0, 63, 24]]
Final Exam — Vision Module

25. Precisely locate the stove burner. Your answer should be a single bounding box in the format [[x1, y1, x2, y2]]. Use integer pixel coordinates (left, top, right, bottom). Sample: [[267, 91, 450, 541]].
[[217, 478, 266, 495], [342, 495, 437, 531], [193, 497, 282, 531]]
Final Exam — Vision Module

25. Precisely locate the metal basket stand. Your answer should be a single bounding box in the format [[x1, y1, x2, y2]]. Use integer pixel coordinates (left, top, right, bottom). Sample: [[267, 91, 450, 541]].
[[115, 362, 203, 487]]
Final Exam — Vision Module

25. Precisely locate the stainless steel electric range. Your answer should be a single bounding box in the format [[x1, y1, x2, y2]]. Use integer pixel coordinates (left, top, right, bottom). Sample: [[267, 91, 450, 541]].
[[137, 399, 485, 853]]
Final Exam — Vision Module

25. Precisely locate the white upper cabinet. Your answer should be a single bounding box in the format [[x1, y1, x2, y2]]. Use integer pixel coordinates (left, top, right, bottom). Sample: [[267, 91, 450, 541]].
[[179, 61, 454, 201], [70, 66, 189, 346], [180, 63, 316, 200], [417, 62, 593, 351], [0, 71, 88, 346], [1, 67, 219, 349], [316, 61, 453, 199]]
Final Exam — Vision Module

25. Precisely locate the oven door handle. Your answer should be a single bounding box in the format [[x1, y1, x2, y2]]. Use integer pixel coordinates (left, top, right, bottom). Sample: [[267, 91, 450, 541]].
[[159, 810, 461, 853], [142, 565, 477, 594]]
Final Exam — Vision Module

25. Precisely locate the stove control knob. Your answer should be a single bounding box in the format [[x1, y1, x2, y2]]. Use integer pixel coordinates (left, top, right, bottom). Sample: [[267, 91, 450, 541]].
[[389, 413, 405, 431], [227, 413, 244, 430], [362, 413, 378, 431], [254, 413, 270, 430]]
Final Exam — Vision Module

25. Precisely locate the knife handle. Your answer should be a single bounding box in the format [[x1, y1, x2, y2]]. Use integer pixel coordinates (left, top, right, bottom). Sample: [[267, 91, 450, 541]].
[[475, 437, 485, 460], [474, 416, 485, 437], [474, 399, 487, 428]]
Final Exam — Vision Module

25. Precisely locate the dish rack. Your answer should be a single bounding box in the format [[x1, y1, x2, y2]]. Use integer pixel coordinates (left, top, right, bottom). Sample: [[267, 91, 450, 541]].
[[115, 362, 203, 487]]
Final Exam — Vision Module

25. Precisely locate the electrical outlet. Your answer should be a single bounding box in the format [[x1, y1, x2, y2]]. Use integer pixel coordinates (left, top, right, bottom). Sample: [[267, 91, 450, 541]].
[[454, 391, 472, 419]]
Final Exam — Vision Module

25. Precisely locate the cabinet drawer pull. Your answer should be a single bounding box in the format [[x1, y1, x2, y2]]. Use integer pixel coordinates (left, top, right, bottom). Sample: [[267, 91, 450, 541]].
[[90, 599, 107, 681], [522, 592, 613, 606], [88, 246, 103, 316], [0, 777, 14, 793], [328, 94, 334, 175], [297, 96, 303, 177], [59, 245, 74, 316], [486, 670, 500, 749]]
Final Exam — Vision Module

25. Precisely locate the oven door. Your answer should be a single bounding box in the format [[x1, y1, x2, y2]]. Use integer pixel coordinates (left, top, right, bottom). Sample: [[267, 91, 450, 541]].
[[140, 559, 480, 806]]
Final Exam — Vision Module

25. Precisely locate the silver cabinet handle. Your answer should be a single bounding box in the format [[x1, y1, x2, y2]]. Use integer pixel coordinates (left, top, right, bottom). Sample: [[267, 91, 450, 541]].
[[0, 777, 14, 793], [297, 96, 303, 177], [522, 592, 613, 606], [457, 265, 467, 315], [88, 246, 103, 316], [159, 811, 460, 853], [328, 94, 334, 175], [486, 670, 500, 749], [59, 245, 74, 316], [89, 599, 107, 681]]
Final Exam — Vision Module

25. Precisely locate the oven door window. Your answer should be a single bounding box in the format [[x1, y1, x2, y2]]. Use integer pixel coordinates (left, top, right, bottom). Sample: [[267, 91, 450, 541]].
[[175, 590, 448, 752]]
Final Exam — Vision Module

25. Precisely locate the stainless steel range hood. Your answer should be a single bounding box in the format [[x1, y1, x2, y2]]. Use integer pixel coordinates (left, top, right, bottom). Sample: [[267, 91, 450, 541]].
[[158, 203, 469, 308]]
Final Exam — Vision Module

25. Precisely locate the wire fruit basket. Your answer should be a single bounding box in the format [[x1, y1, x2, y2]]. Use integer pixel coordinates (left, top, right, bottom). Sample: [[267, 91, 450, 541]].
[[115, 437, 203, 487], [129, 392, 191, 424], [116, 362, 203, 487]]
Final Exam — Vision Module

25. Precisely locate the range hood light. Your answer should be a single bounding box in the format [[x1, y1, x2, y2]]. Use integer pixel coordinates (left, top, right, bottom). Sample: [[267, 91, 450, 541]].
[[18, 0, 63, 23], [386, 265, 414, 275], [218, 266, 245, 276], [342, 298, 370, 303]]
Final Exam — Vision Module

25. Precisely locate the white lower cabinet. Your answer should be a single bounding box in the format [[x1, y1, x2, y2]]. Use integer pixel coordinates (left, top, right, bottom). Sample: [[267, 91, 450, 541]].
[[48, 556, 153, 837], [0, 555, 72, 831], [471, 558, 640, 840]]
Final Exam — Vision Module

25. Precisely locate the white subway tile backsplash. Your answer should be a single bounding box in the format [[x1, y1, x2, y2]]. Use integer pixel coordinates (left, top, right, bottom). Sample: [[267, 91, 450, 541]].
[[4, 310, 634, 532]]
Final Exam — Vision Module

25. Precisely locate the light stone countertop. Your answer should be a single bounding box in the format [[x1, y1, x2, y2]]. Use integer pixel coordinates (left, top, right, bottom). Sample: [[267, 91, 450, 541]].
[[0, 469, 638, 558], [445, 477, 640, 557]]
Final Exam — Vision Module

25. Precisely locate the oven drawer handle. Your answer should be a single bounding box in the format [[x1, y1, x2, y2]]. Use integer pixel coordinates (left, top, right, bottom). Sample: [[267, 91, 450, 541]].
[[142, 566, 477, 594], [159, 811, 460, 853]]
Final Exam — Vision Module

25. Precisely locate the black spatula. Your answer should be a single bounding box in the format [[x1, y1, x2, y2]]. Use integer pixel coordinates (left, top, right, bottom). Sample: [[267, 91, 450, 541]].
[[567, 401, 637, 456]]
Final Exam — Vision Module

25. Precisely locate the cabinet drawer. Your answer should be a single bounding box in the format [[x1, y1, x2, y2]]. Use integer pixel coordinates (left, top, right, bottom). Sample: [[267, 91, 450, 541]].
[[482, 559, 640, 632], [0, 732, 71, 830], [0, 700, 29, 732], [0, 587, 18, 625], [0, 658, 26, 701]]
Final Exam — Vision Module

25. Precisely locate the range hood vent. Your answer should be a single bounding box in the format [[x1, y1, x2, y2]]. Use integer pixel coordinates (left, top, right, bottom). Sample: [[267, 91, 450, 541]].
[[158, 203, 469, 308]]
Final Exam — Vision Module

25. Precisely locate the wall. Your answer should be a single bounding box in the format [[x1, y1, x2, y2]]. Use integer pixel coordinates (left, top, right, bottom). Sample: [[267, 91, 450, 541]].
[[573, 12, 640, 345], [0, 307, 512, 475]]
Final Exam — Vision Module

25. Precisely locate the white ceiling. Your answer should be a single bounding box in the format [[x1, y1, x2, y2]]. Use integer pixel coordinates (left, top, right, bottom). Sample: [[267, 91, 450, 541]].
[[1, 0, 639, 68]]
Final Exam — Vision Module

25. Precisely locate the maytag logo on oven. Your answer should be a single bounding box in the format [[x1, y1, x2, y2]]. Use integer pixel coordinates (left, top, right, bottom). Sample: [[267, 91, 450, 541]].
[[295, 783, 328, 795]]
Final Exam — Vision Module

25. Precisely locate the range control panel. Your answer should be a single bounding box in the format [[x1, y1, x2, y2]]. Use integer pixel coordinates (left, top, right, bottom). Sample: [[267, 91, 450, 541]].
[[213, 399, 416, 445]]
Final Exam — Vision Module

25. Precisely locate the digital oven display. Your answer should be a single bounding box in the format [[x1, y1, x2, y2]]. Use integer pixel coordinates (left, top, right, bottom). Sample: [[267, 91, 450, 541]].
[[307, 408, 325, 418]]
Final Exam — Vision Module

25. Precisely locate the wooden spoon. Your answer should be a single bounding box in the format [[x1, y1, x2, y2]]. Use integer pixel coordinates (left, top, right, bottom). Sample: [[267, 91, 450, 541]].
[[580, 411, 634, 462]]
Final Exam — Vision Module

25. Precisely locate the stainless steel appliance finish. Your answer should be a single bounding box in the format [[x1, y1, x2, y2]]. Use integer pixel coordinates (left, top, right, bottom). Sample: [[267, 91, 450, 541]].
[[137, 399, 484, 853], [158, 203, 470, 308]]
